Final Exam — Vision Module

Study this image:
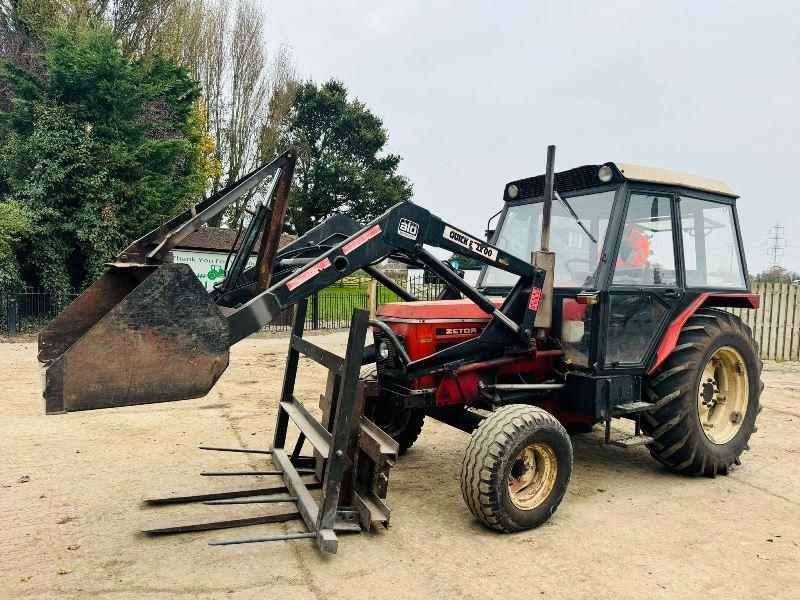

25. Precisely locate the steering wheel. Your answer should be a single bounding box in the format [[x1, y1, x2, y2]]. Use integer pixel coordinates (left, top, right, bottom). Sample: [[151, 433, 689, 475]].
[[563, 258, 593, 282]]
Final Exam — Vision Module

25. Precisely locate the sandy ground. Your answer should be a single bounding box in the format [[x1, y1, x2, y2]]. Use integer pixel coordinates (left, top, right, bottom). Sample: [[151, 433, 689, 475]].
[[1, 333, 799, 600]]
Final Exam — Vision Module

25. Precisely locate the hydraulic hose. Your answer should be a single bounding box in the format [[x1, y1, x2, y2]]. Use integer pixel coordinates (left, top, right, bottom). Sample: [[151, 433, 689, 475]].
[[368, 319, 411, 365]]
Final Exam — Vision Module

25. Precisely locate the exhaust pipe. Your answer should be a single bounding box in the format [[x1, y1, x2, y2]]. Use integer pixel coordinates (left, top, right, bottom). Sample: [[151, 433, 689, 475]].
[[532, 145, 556, 332]]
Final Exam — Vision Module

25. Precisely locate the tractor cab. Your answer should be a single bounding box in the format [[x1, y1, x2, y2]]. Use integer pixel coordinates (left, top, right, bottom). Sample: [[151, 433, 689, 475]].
[[478, 162, 753, 377]]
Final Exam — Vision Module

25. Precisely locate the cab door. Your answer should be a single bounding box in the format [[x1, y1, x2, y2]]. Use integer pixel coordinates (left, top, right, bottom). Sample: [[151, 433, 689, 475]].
[[599, 190, 684, 371]]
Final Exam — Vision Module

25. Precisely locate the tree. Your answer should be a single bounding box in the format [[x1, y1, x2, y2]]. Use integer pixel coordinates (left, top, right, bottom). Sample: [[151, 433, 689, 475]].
[[142, 0, 294, 225], [3, 0, 297, 227], [0, 198, 28, 291], [276, 79, 412, 235], [0, 26, 208, 294], [754, 266, 800, 284]]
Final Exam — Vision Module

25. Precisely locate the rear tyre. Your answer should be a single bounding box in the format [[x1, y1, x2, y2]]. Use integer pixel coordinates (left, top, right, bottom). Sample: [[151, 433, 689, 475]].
[[461, 405, 573, 532], [642, 309, 763, 476]]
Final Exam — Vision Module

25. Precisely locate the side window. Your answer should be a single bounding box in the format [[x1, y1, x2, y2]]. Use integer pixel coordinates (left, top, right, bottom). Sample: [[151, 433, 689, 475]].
[[612, 194, 677, 286], [680, 197, 745, 288]]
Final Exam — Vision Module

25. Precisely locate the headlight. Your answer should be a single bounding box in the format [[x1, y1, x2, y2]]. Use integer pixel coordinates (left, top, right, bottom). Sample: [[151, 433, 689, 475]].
[[377, 340, 390, 360], [598, 165, 613, 183], [507, 184, 519, 199]]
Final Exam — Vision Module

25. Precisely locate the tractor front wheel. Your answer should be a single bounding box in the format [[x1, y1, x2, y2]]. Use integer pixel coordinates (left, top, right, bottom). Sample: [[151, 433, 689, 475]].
[[460, 405, 573, 532], [365, 397, 425, 455], [642, 309, 763, 476]]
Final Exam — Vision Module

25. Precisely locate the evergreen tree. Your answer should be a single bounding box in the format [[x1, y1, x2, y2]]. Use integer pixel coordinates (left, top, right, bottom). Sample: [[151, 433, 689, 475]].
[[0, 26, 208, 294]]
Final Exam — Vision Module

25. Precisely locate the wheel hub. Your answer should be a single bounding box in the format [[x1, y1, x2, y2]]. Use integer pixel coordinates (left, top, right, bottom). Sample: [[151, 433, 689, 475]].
[[507, 443, 558, 511], [697, 346, 749, 445]]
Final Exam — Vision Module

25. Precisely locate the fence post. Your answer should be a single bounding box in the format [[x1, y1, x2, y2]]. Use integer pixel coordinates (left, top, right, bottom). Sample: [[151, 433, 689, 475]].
[[8, 297, 18, 337], [367, 280, 377, 319], [311, 292, 319, 330]]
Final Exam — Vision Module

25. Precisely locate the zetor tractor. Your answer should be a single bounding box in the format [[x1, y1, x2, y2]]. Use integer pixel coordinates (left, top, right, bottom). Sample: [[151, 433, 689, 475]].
[[370, 151, 762, 531], [39, 145, 761, 543], [372, 149, 763, 531]]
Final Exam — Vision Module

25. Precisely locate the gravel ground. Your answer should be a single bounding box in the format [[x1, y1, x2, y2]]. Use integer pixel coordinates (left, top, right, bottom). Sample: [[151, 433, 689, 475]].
[[1, 334, 799, 599]]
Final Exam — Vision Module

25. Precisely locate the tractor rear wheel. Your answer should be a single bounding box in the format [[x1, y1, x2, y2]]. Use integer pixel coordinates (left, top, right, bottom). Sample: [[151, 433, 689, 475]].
[[642, 309, 763, 476], [460, 405, 572, 532]]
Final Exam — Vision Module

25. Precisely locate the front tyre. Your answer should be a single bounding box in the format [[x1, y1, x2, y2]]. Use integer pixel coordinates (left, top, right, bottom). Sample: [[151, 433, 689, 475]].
[[365, 397, 425, 455], [642, 309, 763, 476], [460, 405, 573, 532]]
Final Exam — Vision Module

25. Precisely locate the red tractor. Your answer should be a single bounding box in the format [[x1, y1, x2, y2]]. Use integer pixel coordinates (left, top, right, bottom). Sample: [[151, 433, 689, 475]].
[[366, 154, 761, 531], [40, 146, 761, 546]]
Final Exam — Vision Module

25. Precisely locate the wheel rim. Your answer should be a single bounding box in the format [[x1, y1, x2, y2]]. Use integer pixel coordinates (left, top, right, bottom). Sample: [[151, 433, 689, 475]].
[[507, 443, 558, 510], [697, 346, 749, 445]]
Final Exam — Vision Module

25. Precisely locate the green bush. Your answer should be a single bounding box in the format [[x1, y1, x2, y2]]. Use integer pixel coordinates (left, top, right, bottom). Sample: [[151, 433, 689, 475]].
[[0, 26, 207, 295]]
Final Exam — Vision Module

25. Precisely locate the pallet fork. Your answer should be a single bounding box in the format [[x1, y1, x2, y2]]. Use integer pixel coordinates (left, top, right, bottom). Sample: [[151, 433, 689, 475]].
[[141, 303, 398, 554]]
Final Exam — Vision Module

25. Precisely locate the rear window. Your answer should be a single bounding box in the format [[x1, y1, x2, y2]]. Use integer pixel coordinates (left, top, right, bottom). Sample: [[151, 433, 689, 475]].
[[680, 197, 745, 288]]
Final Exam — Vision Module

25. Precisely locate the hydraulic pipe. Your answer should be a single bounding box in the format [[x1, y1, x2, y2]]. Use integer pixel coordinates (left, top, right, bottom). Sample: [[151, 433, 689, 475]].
[[483, 383, 566, 391]]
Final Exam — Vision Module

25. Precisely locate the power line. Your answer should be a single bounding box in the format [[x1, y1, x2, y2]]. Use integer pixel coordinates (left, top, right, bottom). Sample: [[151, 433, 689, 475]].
[[767, 222, 786, 266]]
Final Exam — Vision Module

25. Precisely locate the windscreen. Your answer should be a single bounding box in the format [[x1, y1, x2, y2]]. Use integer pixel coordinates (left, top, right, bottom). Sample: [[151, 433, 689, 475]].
[[480, 190, 616, 288]]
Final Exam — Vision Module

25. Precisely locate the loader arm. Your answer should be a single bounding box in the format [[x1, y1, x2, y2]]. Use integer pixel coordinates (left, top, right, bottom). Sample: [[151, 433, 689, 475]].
[[118, 148, 297, 266], [40, 162, 544, 413], [223, 201, 546, 375]]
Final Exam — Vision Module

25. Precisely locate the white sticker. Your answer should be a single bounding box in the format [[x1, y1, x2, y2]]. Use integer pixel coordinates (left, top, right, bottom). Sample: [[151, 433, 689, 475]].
[[443, 226, 498, 261], [398, 218, 419, 240]]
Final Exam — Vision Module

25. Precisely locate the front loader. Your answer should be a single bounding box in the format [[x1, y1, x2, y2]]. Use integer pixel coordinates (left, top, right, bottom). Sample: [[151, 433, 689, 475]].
[[39, 145, 762, 551]]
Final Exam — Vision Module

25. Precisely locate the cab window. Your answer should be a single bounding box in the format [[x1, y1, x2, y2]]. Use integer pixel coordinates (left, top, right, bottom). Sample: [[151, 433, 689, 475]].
[[680, 197, 745, 288], [481, 190, 616, 289], [612, 193, 677, 286]]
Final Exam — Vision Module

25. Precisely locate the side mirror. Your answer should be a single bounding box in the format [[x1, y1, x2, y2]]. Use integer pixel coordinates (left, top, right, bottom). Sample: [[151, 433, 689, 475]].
[[485, 209, 502, 242]]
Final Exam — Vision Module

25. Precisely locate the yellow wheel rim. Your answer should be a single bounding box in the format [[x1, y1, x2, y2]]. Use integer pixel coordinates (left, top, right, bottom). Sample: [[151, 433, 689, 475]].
[[697, 346, 749, 445], [507, 443, 558, 510]]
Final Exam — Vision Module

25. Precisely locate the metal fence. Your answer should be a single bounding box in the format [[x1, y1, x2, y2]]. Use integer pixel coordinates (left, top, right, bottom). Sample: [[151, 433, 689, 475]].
[[1, 289, 81, 336], [0, 274, 446, 337], [6, 279, 798, 359], [0, 288, 371, 336]]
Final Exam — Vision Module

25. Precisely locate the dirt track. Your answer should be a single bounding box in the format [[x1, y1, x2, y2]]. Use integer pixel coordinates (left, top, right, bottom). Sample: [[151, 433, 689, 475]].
[[1, 334, 799, 599]]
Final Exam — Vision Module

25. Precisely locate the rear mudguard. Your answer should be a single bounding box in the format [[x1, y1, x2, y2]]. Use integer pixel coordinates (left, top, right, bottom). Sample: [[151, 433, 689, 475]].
[[649, 292, 759, 374]]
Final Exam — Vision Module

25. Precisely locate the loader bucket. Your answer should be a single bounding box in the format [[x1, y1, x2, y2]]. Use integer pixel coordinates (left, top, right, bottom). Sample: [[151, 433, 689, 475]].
[[39, 263, 230, 414]]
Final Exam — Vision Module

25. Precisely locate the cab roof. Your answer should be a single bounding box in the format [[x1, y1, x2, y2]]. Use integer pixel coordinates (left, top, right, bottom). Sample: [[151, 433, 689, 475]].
[[504, 162, 737, 201]]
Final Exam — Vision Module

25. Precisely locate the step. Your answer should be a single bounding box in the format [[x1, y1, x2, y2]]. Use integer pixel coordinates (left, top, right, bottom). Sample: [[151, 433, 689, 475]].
[[611, 401, 654, 415], [610, 434, 654, 448]]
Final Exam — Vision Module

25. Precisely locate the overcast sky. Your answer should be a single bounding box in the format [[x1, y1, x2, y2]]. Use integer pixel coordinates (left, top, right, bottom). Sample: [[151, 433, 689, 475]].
[[266, 1, 800, 274]]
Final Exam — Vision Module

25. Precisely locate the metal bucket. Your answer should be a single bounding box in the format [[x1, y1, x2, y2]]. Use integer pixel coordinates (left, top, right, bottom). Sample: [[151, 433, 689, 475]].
[[39, 263, 230, 414]]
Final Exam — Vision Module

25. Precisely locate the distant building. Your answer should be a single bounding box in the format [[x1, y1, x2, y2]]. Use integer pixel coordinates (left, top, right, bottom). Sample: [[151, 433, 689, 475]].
[[175, 227, 296, 291]]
